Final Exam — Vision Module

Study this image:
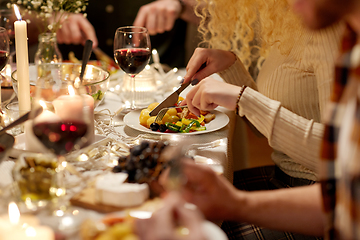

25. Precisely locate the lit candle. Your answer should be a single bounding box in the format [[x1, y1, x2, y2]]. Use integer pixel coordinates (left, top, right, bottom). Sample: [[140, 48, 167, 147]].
[[53, 85, 95, 143], [13, 5, 31, 112], [0, 202, 54, 240], [152, 49, 165, 76]]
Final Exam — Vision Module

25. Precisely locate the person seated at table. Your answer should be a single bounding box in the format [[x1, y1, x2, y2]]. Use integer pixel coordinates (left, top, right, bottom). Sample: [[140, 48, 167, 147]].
[[180, 0, 344, 238], [136, 0, 360, 238], [56, 0, 200, 68]]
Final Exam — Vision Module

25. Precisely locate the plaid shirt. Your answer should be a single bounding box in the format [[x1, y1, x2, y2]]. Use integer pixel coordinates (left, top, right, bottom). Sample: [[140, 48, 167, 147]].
[[320, 24, 360, 240]]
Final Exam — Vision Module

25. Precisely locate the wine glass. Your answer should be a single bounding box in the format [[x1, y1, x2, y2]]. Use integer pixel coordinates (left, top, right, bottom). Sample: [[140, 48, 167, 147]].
[[114, 26, 151, 110], [0, 27, 9, 85], [29, 63, 93, 215]]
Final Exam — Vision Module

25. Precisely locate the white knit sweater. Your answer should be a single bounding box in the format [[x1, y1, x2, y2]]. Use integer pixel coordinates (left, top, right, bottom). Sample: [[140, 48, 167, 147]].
[[219, 23, 344, 181]]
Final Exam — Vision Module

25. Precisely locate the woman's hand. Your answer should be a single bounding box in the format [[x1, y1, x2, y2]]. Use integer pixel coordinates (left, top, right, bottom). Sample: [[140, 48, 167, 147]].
[[181, 77, 241, 116], [183, 48, 237, 84], [56, 14, 98, 47], [135, 192, 206, 240]]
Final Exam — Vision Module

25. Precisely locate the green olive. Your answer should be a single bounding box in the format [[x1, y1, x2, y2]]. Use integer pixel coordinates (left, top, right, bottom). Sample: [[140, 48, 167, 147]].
[[166, 115, 180, 123]]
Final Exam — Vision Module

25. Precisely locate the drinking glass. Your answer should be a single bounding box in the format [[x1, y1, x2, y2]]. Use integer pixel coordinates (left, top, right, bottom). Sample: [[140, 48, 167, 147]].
[[0, 26, 9, 72], [29, 63, 93, 214], [114, 26, 151, 110]]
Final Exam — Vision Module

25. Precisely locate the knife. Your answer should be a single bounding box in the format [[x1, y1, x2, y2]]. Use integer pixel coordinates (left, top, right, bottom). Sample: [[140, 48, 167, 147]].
[[149, 81, 190, 116], [149, 62, 207, 116]]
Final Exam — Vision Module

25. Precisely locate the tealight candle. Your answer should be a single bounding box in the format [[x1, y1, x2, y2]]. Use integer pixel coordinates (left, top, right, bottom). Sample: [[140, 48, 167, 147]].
[[0, 202, 54, 240], [13, 5, 31, 112]]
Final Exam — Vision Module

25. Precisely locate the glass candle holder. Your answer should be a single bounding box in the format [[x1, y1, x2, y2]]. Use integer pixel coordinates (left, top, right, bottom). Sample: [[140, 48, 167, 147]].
[[4, 101, 26, 136], [12, 153, 64, 211], [121, 66, 157, 109]]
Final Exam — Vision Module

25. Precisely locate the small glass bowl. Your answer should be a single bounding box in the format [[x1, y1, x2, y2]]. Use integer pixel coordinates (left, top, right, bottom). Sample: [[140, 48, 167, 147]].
[[11, 63, 110, 108]]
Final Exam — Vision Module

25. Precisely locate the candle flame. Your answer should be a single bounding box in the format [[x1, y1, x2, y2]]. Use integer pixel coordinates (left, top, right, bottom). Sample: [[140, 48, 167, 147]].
[[68, 85, 75, 96], [152, 49, 157, 55], [25, 227, 37, 237], [13, 5, 22, 21], [5, 64, 11, 78], [39, 100, 47, 110], [8, 202, 20, 224], [74, 77, 81, 88], [84, 66, 92, 79]]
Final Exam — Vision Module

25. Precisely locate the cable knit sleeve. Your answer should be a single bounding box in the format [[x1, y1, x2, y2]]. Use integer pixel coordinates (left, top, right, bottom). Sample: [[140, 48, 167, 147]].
[[238, 23, 343, 179], [218, 57, 258, 90]]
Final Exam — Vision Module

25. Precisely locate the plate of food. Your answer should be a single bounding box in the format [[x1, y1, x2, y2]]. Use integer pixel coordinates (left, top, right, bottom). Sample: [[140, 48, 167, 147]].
[[123, 108, 229, 135], [81, 209, 228, 240]]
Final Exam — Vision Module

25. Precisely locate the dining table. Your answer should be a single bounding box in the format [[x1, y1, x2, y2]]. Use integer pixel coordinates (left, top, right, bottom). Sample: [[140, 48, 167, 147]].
[[0, 68, 244, 240]]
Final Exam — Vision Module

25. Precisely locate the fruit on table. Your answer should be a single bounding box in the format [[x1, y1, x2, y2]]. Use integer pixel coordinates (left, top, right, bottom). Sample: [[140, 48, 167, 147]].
[[112, 141, 169, 184]]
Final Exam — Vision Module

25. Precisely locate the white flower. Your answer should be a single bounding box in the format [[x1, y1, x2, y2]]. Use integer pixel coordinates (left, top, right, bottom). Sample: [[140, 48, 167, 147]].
[[9, 0, 88, 33]]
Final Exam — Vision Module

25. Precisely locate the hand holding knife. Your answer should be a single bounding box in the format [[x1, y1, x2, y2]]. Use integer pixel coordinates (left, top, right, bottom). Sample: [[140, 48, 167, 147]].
[[149, 62, 207, 116]]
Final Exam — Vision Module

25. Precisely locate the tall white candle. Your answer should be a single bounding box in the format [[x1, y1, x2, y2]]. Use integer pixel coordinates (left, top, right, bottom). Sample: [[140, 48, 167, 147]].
[[13, 5, 31, 112]]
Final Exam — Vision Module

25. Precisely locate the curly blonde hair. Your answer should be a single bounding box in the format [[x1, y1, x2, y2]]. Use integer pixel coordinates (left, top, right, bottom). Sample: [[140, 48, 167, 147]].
[[195, 0, 304, 70]]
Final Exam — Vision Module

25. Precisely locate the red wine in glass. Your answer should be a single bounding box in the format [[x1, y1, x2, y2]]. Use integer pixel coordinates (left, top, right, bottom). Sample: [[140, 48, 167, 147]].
[[33, 121, 88, 156], [0, 50, 8, 71], [114, 26, 151, 110], [114, 48, 151, 76]]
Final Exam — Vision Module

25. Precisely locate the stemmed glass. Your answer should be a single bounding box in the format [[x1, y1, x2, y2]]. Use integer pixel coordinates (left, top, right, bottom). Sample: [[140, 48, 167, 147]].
[[114, 26, 151, 110], [29, 63, 92, 215], [0, 27, 9, 84]]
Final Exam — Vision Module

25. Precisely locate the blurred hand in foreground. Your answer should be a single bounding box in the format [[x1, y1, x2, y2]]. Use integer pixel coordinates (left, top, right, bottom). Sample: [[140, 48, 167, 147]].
[[56, 13, 98, 48], [179, 159, 240, 221], [135, 192, 206, 240]]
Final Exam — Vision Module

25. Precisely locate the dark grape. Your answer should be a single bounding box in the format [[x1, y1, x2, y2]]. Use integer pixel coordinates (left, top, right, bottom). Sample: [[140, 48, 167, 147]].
[[150, 122, 160, 131], [140, 141, 150, 150], [112, 165, 122, 173], [131, 145, 142, 156], [118, 156, 127, 164], [113, 140, 169, 184], [159, 124, 167, 132]]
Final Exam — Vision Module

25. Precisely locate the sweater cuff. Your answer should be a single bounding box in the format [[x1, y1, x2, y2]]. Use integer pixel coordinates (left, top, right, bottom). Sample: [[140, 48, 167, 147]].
[[238, 87, 281, 139], [218, 57, 257, 90]]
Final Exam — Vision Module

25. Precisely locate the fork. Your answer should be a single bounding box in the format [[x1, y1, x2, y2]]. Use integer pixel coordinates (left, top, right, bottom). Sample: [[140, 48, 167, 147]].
[[154, 105, 188, 123]]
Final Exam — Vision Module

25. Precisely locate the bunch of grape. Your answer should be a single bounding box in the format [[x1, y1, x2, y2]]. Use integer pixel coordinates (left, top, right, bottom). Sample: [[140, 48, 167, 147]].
[[112, 141, 169, 183]]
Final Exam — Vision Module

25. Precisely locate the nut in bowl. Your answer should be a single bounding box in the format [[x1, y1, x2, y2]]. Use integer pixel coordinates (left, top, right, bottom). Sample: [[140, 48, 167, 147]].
[[11, 63, 110, 108]]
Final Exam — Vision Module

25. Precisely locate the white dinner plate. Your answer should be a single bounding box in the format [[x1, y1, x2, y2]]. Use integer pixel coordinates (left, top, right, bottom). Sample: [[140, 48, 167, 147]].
[[123, 109, 229, 135]]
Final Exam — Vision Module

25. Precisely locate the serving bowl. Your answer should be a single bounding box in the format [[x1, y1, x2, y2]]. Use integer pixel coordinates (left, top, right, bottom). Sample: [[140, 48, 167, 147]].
[[11, 63, 110, 108]]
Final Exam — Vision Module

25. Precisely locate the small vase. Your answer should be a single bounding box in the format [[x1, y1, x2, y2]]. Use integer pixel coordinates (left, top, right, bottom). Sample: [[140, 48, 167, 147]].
[[34, 33, 63, 65]]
